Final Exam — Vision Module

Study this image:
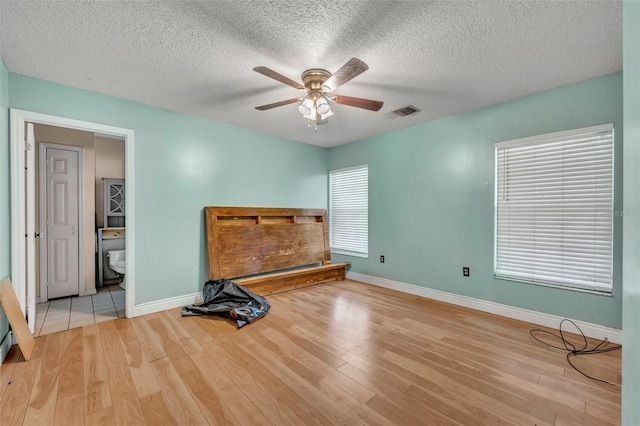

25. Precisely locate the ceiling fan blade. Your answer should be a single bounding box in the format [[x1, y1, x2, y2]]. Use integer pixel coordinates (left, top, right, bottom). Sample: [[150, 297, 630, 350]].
[[333, 95, 383, 111], [253, 66, 305, 91], [255, 98, 301, 111], [322, 58, 369, 92]]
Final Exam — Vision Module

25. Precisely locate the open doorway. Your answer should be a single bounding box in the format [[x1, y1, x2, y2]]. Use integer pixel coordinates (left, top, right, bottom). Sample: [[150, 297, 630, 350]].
[[10, 109, 134, 334], [33, 125, 127, 335]]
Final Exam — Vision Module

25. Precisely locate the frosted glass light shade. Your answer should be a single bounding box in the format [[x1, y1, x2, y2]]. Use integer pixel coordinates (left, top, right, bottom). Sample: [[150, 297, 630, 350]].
[[316, 97, 331, 115], [319, 110, 333, 120], [298, 98, 314, 116]]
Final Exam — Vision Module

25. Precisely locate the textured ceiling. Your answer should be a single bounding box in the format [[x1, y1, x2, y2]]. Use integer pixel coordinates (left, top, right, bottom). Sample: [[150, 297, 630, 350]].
[[0, 1, 622, 148]]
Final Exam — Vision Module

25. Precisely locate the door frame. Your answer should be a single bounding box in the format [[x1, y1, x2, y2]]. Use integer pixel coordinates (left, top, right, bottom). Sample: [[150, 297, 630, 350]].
[[39, 142, 86, 302], [10, 109, 135, 332]]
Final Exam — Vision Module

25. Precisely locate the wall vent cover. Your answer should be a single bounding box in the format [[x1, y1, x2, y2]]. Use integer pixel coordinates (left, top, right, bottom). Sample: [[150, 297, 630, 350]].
[[392, 105, 420, 116]]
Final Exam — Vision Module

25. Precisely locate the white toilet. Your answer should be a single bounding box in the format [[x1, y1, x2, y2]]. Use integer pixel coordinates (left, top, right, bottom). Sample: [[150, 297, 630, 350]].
[[107, 249, 126, 290]]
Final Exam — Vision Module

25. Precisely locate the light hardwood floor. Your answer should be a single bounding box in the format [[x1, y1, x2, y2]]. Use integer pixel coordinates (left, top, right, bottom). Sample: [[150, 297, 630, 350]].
[[0, 280, 621, 425]]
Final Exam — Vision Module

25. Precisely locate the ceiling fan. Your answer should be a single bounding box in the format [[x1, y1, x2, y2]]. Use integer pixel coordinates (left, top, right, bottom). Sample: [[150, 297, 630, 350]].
[[253, 58, 383, 129]]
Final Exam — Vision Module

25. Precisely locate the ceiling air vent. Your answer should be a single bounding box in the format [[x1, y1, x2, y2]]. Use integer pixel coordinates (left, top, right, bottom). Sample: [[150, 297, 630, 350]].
[[392, 105, 420, 117]]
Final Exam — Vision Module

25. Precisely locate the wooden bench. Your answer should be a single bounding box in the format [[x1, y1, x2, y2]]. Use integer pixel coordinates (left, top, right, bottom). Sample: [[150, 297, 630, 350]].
[[205, 206, 350, 295]]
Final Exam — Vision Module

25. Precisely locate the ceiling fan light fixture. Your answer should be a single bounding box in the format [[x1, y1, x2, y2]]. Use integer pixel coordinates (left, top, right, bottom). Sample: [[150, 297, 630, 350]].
[[253, 58, 383, 131], [298, 98, 314, 116], [319, 109, 333, 120], [316, 97, 331, 115]]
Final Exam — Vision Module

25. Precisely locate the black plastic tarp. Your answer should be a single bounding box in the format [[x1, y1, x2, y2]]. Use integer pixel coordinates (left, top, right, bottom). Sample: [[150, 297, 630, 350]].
[[181, 279, 270, 328]]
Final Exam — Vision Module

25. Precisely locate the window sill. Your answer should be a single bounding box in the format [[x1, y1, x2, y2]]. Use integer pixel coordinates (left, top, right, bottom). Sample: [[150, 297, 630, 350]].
[[494, 275, 613, 297], [331, 250, 368, 259]]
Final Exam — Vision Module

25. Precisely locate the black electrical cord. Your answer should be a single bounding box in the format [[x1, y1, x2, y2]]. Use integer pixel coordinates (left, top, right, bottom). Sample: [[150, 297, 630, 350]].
[[530, 319, 621, 386]]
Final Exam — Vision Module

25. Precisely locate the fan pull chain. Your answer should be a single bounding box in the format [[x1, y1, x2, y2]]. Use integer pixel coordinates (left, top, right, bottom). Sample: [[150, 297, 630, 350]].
[[305, 118, 320, 132]]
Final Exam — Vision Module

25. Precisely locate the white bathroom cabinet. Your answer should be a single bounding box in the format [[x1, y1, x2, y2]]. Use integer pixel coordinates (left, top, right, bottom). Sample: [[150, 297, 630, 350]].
[[98, 178, 126, 287], [103, 177, 125, 228]]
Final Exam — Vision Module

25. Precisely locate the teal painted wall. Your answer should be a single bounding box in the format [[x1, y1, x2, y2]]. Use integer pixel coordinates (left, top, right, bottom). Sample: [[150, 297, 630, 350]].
[[622, 1, 640, 423], [7, 74, 328, 305], [328, 73, 623, 329], [0, 60, 9, 347]]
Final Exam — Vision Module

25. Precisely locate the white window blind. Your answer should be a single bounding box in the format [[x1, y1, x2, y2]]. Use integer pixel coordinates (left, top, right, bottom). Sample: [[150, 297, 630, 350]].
[[495, 124, 614, 293], [330, 165, 368, 257]]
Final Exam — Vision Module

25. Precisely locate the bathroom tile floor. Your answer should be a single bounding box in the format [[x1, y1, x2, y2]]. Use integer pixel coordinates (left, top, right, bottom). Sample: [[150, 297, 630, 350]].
[[34, 284, 125, 337]]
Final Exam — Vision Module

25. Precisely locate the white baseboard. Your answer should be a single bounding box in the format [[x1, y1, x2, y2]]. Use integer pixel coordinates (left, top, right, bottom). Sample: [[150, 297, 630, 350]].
[[132, 292, 203, 317], [347, 272, 622, 344], [0, 331, 13, 365]]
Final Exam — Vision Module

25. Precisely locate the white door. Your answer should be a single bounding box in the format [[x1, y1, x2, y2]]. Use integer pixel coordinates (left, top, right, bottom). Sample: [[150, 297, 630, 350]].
[[45, 147, 80, 299]]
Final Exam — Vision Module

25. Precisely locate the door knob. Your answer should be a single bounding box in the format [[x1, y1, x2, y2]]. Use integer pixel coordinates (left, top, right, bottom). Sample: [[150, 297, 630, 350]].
[[72, 227, 75, 235]]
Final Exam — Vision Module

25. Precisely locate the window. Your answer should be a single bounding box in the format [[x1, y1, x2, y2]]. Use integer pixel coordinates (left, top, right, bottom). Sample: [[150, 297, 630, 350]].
[[495, 124, 614, 293], [329, 165, 368, 257]]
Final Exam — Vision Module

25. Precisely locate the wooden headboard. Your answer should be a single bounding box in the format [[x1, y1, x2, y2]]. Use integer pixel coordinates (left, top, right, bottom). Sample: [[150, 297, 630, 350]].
[[205, 206, 349, 294]]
